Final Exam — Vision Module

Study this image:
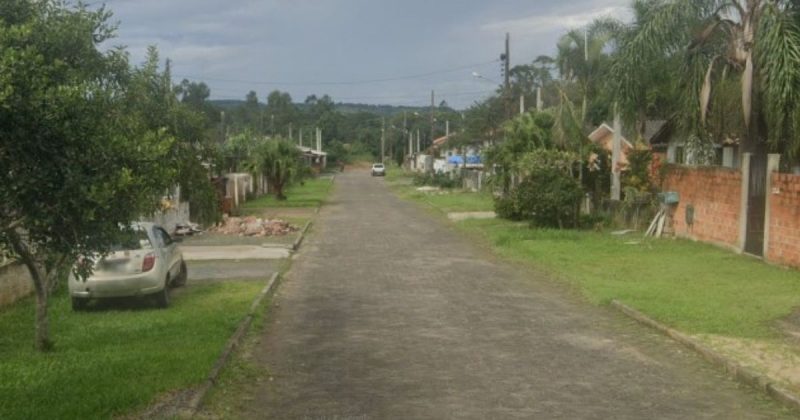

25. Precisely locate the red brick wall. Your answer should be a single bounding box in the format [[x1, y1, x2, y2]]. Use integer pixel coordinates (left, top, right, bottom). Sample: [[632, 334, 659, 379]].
[[767, 173, 800, 269], [662, 166, 742, 248]]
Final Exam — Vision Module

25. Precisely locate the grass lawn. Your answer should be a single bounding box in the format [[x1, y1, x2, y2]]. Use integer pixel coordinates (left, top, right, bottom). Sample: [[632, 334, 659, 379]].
[[388, 167, 800, 340], [241, 177, 333, 209], [387, 168, 494, 213], [0, 280, 263, 419], [459, 219, 800, 340]]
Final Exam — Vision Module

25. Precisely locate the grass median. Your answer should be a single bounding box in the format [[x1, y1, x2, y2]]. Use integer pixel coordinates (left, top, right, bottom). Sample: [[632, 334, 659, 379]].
[[0, 280, 264, 419]]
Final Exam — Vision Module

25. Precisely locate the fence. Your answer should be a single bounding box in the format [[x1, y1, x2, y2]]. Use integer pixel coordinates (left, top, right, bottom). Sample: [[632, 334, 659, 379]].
[[661, 155, 800, 269]]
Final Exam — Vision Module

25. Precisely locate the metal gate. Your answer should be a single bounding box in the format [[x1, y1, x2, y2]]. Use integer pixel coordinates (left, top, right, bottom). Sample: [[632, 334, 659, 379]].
[[744, 153, 767, 255]]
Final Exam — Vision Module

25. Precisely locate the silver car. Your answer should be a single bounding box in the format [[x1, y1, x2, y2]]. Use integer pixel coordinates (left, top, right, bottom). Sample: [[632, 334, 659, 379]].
[[68, 222, 187, 310]]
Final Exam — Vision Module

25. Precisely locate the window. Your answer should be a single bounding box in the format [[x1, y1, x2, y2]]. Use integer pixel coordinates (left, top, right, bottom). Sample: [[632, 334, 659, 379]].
[[674, 146, 685, 164]]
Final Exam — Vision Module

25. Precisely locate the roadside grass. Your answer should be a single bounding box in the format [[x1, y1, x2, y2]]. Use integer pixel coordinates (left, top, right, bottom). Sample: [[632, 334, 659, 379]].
[[241, 177, 333, 209], [388, 170, 494, 213], [388, 168, 800, 340], [458, 218, 800, 340], [0, 280, 263, 419]]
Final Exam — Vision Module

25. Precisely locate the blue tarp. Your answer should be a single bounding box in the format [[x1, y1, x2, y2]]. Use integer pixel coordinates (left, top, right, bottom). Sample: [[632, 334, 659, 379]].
[[447, 155, 482, 165]]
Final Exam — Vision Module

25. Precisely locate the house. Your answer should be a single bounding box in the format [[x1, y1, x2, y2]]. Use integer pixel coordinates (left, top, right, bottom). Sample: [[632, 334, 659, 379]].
[[297, 146, 327, 173], [649, 119, 740, 168], [589, 123, 633, 169], [431, 134, 486, 172]]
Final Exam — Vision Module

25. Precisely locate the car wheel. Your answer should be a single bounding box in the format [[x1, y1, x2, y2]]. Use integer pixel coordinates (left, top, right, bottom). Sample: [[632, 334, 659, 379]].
[[154, 280, 170, 308], [173, 261, 188, 288], [71, 297, 89, 311]]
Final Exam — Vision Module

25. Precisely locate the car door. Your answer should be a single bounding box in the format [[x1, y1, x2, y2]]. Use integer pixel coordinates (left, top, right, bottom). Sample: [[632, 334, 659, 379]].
[[155, 227, 180, 279]]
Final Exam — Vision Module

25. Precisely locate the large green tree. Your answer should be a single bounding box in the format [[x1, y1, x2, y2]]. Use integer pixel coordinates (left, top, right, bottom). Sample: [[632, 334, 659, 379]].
[[613, 0, 800, 162], [0, 1, 176, 350]]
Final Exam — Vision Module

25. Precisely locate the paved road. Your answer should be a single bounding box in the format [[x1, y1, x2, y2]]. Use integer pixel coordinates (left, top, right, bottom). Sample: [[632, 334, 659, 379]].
[[242, 171, 789, 419]]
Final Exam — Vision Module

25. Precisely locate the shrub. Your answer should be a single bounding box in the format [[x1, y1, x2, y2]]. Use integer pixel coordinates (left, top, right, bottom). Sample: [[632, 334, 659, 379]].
[[496, 168, 583, 228]]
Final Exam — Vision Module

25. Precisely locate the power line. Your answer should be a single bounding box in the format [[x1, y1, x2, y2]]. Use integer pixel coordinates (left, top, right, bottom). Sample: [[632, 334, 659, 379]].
[[172, 59, 500, 87]]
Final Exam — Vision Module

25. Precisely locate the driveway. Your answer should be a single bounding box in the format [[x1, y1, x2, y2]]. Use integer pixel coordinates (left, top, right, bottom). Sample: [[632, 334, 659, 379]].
[[241, 170, 789, 419]]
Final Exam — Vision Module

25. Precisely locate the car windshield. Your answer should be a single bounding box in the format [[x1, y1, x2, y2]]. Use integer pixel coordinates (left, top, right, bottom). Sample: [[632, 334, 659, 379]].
[[373, 164, 384, 168]]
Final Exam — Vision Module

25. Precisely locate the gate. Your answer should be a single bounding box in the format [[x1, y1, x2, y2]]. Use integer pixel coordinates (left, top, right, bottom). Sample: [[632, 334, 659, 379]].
[[744, 153, 767, 255]]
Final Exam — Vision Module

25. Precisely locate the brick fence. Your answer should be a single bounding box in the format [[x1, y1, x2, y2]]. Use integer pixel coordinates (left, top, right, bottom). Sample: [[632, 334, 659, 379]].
[[662, 165, 742, 249], [662, 160, 800, 270], [767, 173, 800, 268]]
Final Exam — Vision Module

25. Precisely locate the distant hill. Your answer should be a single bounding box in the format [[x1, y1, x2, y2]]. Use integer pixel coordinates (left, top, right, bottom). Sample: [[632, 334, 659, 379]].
[[209, 99, 433, 116]]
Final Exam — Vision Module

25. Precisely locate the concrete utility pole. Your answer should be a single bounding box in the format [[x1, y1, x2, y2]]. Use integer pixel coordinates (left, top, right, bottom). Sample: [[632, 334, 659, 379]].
[[502, 32, 511, 118], [416, 129, 420, 153], [408, 132, 413, 156], [445, 120, 450, 137], [299, 129, 303, 147], [519, 95, 525, 115], [381, 117, 386, 164], [430, 90, 435, 149], [611, 105, 622, 201], [289, 123, 293, 141], [536, 87, 543, 111]]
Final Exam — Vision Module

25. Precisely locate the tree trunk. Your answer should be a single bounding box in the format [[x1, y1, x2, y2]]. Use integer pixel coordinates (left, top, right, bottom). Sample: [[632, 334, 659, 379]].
[[6, 229, 53, 351], [33, 277, 52, 351], [274, 183, 286, 200]]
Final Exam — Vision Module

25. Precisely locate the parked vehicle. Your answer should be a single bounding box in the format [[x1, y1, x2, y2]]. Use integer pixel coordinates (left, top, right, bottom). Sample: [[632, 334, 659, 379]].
[[371, 163, 386, 176], [68, 222, 187, 310]]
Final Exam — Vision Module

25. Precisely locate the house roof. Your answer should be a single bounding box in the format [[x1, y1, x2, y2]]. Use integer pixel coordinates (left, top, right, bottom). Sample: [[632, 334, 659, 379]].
[[587, 123, 634, 149], [433, 135, 451, 148], [297, 146, 327, 156]]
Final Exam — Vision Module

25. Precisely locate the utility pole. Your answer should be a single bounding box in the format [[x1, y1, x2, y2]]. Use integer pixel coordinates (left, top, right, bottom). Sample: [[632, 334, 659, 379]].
[[408, 131, 413, 156], [416, 128, 420, 154], [289, 123, 293, 141], [536, 87, 543, 111], [299, 128, 303, 147], [501, 32, 511, 118], [381, 117, 386, 164], [429, 90, 435, 151], [611, 104, 622, 201], [445, 120, 450, 137], [519, 95, 525, 115]]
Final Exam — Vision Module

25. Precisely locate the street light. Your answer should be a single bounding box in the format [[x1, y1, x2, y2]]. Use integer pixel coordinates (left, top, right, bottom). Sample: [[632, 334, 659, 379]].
[[472, 71, 499, 84]]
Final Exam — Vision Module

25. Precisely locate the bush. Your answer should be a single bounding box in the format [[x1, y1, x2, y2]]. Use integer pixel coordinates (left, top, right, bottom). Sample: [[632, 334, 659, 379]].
[[496, 168, 583, 228]]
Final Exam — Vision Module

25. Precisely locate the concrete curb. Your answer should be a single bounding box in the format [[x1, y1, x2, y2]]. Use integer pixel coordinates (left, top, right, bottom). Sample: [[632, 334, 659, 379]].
[[184, 272, 281, 415], [292, 221, 313, 251], [611, 299, 800, 414]]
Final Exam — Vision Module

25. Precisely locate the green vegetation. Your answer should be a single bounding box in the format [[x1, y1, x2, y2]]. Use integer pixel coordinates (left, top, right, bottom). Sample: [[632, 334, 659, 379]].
[[459, 219, 800, 339], [0, 280, 263, 419], [242, 177, 333, 209]]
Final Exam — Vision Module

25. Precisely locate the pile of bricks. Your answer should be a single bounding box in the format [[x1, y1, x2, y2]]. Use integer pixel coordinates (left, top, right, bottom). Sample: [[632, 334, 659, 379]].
[[211, 216, 298, 237]]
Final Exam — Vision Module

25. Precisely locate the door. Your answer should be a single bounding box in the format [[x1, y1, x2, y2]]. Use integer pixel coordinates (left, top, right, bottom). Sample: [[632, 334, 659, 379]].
[[744, 153, 767, 256], [155, 227, 180, 277]]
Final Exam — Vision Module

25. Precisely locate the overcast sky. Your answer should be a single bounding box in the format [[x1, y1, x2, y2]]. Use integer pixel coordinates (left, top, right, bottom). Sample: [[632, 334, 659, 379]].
[[101, 0, 631, 109]]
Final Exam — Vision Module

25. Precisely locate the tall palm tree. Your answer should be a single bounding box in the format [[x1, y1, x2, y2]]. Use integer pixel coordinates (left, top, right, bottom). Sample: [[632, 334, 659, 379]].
[[555, 19, 622, 124], [613, 0, 800, 161]]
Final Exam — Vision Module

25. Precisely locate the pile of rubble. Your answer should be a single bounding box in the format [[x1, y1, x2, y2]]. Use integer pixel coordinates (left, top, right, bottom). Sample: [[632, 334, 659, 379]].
[[210, 216, 298, 237]]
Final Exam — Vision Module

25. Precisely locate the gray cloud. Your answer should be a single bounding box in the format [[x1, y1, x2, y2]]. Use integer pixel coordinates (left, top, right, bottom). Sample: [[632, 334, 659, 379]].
[[101, 0, 630, 108]]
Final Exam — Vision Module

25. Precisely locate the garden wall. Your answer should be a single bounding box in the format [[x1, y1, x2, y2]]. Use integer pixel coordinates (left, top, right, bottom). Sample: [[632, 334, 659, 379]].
[[662, 165, 742, 249], [767, 173, 800, 269], [0, 262, 33, 308]]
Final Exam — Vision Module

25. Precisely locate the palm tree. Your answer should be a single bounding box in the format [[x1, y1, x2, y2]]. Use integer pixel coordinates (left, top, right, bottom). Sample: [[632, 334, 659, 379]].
[[613, 0, 800, 161], [249, 138, 302, 200], [555, 19, 622, 124]]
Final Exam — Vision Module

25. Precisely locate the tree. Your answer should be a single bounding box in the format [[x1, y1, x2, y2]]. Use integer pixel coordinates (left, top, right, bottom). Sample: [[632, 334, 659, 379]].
[[0, 1, 175, 350], [249, 138, 303, 200], [612, 0, 800, 162]]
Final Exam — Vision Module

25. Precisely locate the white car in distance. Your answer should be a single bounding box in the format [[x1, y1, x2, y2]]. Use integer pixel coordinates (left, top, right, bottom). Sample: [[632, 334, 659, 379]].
[[371, 163, 386, 176]]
